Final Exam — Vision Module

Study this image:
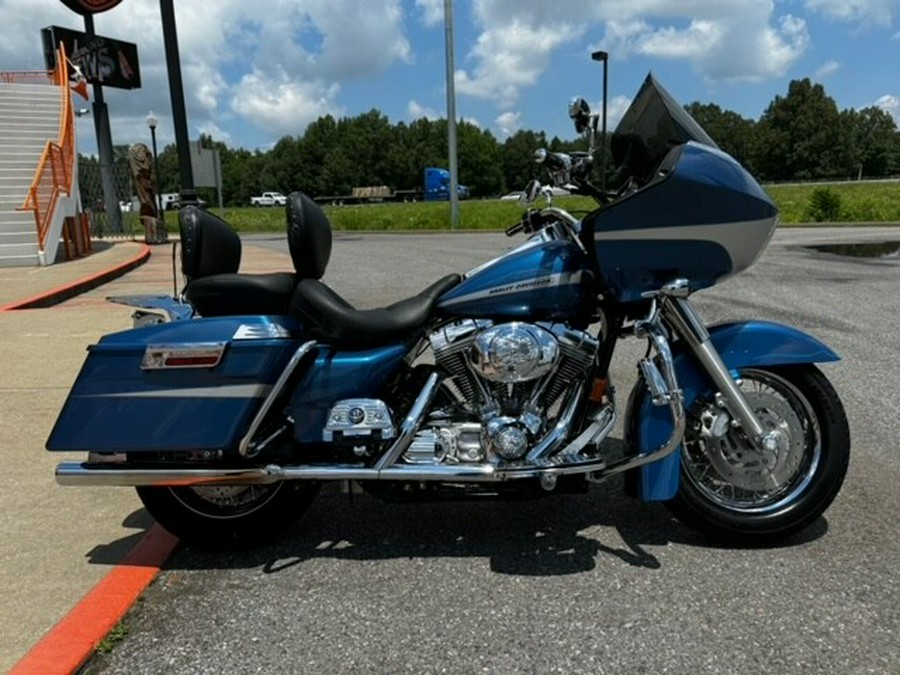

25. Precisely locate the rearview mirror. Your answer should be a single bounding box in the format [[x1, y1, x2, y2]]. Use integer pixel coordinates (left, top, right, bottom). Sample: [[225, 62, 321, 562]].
[[568, 97, 592, 134], [520, 179, 542, 205]]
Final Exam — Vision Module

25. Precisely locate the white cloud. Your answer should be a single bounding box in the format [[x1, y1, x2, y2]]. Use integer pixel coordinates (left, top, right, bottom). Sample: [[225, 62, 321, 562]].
[[231, 71, 343, 137], [815, 60, 842, 78], [296, 0, 411, 80], [455, 19, 584, 106], [805, 0, 895, 26], [1, 0, 412, 148], [875, 94, 900, 122], [495, 111, 521, 138], [602, 10, 808, 82], [632, 20, 723, 59], [2, 0, 890, 152], [408, 100, 440, 120], [456, 1, 812, 109], [415, 0, 444, 28]]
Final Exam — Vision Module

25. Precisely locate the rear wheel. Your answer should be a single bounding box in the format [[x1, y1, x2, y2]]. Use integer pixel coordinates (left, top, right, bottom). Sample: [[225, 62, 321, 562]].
[[667, 365, 849, 545], [136, 481, 319, 549]]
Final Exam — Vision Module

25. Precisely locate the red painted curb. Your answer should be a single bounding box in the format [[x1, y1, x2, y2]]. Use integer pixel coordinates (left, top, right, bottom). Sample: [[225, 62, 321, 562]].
[[0, 243, 152, 312], [9, 524, 179, 675]]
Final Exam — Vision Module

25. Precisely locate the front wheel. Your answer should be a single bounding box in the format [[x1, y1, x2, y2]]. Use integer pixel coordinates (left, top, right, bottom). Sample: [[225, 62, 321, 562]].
[[136, 481, 320, 549], [667, 365, 850, 545]]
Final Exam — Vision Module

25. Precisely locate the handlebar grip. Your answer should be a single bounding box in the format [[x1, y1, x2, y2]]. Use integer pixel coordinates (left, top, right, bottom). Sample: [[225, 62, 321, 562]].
[[505, 222, 525, 237]]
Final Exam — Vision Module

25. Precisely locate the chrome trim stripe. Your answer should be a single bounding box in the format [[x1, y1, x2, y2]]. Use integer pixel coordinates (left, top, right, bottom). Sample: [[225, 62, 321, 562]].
[[594, 218, 777, 273], [440, 271, 586, 307], [82, 384, 270, 398], [233, 323, 293, 340]]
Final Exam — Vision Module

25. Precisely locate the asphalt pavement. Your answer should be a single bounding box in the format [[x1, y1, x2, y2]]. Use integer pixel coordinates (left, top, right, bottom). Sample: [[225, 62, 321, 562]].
[[2, 226, 899, 674]]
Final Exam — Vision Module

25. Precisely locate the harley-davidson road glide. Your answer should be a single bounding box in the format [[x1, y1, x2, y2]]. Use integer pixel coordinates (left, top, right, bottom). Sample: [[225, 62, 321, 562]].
[[47, 63, 850, 549]]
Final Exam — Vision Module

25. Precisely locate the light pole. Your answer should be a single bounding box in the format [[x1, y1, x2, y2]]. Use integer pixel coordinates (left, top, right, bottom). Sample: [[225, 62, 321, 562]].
[[146, 111, 165, 226]]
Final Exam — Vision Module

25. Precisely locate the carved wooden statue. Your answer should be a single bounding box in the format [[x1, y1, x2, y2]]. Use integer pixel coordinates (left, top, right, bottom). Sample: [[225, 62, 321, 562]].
[[127, 143, 167, 244]]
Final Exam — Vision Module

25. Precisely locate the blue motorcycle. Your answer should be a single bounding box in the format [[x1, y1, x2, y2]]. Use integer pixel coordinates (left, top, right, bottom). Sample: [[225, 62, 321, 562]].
[[48, 71, 849, 548]]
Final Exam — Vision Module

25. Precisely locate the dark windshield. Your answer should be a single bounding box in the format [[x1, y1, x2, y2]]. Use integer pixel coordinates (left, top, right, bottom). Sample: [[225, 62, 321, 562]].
[[611, 73, 717, 186]]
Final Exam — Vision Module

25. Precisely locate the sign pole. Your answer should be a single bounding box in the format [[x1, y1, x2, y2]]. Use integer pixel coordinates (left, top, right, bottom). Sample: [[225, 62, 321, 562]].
[[159, 0, 196, 206], [83, 13, 123, 234], [443, 0, 459, 229]]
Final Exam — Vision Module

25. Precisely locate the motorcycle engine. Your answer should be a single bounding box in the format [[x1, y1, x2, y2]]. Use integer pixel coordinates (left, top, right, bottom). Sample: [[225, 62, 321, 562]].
[[408, 320, 598, 464]]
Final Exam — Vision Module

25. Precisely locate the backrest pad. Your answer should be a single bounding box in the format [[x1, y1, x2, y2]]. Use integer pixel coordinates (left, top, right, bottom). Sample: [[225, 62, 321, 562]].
[[286, 192, 332, 280], [179, 206, 242, 281]]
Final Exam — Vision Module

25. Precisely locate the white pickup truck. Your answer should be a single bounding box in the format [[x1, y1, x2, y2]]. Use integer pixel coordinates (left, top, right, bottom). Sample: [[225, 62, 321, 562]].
[[250, 191, 287, 207]]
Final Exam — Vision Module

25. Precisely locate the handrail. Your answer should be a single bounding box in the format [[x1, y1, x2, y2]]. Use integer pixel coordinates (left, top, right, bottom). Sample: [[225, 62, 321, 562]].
[[16, 44, 77, 252]]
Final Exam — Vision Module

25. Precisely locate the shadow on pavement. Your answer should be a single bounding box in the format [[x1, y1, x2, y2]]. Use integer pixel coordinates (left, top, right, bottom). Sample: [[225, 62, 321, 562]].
[[89, 476, 827, 577]]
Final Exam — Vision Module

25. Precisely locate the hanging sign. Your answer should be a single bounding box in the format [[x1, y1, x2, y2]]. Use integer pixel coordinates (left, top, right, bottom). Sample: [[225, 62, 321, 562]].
[[42, 25, 141, 90], [58, 0, 123, 15]]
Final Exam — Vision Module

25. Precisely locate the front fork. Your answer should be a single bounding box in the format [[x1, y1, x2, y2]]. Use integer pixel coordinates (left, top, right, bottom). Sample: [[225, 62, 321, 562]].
[[641, 280, 777, 454]]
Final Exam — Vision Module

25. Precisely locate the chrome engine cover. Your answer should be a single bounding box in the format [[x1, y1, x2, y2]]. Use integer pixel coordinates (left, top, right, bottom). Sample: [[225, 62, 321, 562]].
[[421, 320, 600, 464], [470, 322, 559, 383]]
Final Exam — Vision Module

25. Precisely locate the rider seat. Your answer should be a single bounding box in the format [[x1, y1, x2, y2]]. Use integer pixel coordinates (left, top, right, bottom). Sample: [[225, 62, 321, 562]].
[[285, 192, 461, 348], [179, 207, 298, 317]]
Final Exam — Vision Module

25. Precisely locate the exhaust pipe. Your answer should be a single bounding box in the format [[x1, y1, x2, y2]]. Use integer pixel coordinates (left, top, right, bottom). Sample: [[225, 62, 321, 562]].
[[55, 428, 679, 488]]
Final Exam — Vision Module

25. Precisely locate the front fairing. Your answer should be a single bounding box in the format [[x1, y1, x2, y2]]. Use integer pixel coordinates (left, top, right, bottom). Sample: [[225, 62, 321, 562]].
[[584, 143, 777, 302]]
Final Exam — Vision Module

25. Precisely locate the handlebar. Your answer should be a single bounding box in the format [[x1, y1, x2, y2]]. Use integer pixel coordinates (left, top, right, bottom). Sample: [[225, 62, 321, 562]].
[[505, 207, 586, 254], [534, 148, 571, 173], [534, 148, 609, 203]]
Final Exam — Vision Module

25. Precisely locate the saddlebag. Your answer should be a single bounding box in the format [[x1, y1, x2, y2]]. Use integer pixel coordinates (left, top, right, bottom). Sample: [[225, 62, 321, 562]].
[[47, 315, 304, 454]]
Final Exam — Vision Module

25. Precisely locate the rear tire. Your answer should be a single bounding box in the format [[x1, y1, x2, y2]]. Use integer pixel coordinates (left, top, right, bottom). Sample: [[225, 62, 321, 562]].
[[667, 365, 849, 545], [136, 481, 319, 549]]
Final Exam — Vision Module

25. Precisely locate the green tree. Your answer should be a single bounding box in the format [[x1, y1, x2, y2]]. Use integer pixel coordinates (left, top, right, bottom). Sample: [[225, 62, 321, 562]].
[[457, 121, 503, 196], [502, 129, 548, 193], [297, 115, 339, 196], [684, 102, 756, 171], [751, 79, 850, 181], [841, 106, 897, 178]]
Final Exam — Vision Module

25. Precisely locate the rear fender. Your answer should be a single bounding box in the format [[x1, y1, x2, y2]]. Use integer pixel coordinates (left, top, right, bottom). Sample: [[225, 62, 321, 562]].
[[626, 321, 839, 501]]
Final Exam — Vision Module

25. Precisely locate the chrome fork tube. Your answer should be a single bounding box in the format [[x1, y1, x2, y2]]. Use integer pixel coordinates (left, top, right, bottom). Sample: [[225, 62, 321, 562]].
[[662, 297, 767, 441]]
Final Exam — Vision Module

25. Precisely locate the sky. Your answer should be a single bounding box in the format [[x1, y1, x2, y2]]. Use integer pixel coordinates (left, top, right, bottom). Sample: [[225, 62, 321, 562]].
[[1, 0, 898, 157]]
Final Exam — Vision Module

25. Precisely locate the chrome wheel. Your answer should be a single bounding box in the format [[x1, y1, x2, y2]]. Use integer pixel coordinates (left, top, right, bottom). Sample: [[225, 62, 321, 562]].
[[668, 365, 849, 544], [682, 369, 821, 513], [137, 480, 320, 549], [170, 484, 284, 520]]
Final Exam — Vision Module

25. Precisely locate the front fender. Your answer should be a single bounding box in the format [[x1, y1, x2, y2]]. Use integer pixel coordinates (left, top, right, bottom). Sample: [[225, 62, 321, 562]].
[[625, 321, 840, 502]]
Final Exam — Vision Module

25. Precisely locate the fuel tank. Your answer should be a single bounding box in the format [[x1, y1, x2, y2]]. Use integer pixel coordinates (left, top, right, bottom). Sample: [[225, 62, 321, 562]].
[[436, 238, 592, 320]]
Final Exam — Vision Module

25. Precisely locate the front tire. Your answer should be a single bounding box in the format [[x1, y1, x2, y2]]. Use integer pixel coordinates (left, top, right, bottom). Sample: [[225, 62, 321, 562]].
[[136, 481, 319, 549], [667, 365, 850, 545]]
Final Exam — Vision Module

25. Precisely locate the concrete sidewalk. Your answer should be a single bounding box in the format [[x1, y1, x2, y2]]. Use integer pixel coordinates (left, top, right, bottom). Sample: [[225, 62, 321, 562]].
[[0, 236, 294, 672]]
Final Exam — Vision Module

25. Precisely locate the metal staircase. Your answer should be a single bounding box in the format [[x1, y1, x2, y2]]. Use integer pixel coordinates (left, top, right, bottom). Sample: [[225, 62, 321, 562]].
[[0, 82, 62, 267]]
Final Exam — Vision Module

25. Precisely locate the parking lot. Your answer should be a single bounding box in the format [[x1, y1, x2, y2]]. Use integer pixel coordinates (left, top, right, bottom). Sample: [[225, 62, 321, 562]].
[[14, 227, 900, 674]]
